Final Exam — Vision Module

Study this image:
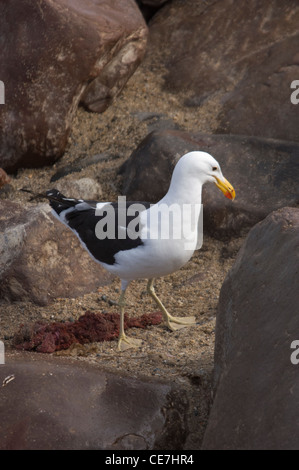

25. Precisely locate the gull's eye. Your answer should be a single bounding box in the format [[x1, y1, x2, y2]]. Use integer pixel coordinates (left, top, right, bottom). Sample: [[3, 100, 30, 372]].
[[212, 166, 218, 171]]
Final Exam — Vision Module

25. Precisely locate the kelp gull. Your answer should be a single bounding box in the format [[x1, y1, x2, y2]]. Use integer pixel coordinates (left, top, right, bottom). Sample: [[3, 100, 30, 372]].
[[22, 151, 235, 350]]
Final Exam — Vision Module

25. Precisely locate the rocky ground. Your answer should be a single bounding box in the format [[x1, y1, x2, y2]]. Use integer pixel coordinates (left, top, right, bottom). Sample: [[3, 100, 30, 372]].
[[0, 44, 244, 449]]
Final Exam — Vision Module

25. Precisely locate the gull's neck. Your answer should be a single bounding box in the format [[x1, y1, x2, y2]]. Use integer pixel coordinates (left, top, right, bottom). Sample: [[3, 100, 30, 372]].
[[161, 172, 203, 206]]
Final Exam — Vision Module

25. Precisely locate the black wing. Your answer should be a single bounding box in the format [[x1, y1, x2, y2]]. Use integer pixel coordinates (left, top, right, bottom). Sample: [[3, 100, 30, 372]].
[[47, 189, 151, 265]]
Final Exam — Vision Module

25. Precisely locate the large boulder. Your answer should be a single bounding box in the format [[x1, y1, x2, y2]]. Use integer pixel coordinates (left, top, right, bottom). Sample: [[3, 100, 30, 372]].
[[202, 207, 299, 449], [216, 34, 299, 142], [0, 200, 112, 305], [0, 0, 147, 172], [121, 130, 299, 238], [0, 353, 189, 450], [147, 0, 299, 141]]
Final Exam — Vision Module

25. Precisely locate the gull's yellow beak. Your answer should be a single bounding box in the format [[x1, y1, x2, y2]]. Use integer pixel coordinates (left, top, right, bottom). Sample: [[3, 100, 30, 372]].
[[214, 176, 235, 200]]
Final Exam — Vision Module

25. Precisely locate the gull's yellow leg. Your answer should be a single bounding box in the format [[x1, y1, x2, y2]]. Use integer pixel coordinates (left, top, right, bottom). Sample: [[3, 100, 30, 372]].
[[117, 287, 142, 351], [147, 278, 196, 331]]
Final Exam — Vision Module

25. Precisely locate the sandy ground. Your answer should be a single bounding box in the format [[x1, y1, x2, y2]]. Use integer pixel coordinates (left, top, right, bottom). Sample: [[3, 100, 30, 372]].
[[0, 57, 243, 448]]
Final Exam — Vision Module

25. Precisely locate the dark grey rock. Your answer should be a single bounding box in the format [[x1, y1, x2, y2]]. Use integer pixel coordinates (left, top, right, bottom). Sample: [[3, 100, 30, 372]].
[[147, 0, 299, 142], [55, 178, 102, 201], [202, 207, 299, 450], [216, 34, 299, 142], [121, 130, 299, 238]]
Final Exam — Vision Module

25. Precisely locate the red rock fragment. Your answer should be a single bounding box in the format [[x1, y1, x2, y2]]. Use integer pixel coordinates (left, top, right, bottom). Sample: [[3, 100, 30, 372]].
[[13, 311, 162, 353]]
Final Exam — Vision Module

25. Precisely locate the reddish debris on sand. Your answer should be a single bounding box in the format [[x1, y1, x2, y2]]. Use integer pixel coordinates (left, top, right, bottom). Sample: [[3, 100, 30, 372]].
[[13, 311, 162, 353]]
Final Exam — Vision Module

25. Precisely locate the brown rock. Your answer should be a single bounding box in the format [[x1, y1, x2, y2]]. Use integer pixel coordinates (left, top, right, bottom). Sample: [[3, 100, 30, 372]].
[[0, 201, 112, 305], [147, 0, 299, 141], [55, 177, 103, 200], [216, 35, 299, 142], [121, 130, 299, 238], [0, 0, 147, 172], [202, 207, 299, 449], [0, 353, 189, 450], [0, 168, 10, 188]]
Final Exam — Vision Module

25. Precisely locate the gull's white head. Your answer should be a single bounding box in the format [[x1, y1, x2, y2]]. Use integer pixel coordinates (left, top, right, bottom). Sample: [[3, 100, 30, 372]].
[[172, 151, 235, 200]]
